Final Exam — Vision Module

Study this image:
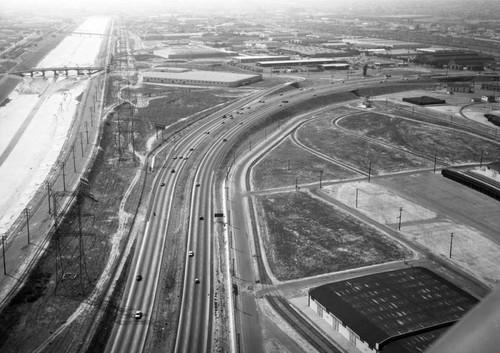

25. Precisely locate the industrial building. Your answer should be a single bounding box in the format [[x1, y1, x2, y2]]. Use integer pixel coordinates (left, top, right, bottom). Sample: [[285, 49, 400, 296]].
[[447, 82, 474, 93], [414, 50, 495, 70], [142, 68, 262, 87], [232, 55, 290, 64], [402, 96, 446, 105], [153, 45, 235, 60], [278, 44, 352, 58], [308, 267, 478, 353], [320, 63, 350, 70], [342, 38, 422, 50], [256, 58, 339, 67]]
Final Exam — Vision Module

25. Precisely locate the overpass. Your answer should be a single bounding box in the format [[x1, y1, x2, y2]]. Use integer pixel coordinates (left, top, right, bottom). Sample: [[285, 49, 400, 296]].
[[11, 66, 106, 77], [71, 31, 110, 37]]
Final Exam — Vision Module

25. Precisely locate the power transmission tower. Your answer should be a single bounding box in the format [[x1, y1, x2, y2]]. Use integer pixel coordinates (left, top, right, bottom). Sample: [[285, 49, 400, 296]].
[[52, 179, 98, 296]]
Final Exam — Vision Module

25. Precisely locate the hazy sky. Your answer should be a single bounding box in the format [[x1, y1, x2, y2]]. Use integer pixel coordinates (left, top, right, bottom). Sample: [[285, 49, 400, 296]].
[[2, 0, 496, 15], [2, 0, 322, 12]]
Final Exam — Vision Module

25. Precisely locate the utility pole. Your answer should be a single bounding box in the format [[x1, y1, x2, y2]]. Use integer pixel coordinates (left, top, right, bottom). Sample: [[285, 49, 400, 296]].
[[398, 207, 403, 230], [85, 121, 89, 144], [368, 161, 372, 182], [2, 235, 6, 275], [47, 181, 52, 214], [25, 208, 30, 244], [80, 132, 84, 157], [295, 178, 298, 191], [72, 145, 77, 173], [480, 150, 484, 167], [319, 170, 323, 189], [61, 161, 66, 191], [355, 188, 359, 208], [287, 159, 290, 171], [433, 152, 437, 173], [449, 232, 454, 258], [249, 140, 252, 151]]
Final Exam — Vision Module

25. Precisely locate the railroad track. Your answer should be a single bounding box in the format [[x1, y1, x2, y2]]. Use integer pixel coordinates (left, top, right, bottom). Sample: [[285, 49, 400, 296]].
[[266, 295, 344, 353]]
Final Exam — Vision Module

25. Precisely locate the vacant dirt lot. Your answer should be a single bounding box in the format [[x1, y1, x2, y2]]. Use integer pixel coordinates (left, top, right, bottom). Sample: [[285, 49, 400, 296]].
[[256, 191, 411, 281]]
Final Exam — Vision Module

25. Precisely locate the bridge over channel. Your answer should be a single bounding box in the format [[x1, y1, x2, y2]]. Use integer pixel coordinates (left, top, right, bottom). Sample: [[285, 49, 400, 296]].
[[11, 66, 106, 77]]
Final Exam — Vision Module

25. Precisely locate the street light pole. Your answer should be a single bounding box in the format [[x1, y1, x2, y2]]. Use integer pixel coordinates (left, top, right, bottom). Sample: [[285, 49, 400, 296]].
[[72, 145, 77, 173], [2, 236, 6, 275], [61, 161, 66, 191], [398, 207, 403, 230], [449, 232, 454, 258], [25, 208, 30, 244]]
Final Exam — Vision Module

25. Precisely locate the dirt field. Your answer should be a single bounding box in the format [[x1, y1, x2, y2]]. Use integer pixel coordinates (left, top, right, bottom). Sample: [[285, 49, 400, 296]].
[[321, 173, 500, 287], [256, 191, 411, 281]]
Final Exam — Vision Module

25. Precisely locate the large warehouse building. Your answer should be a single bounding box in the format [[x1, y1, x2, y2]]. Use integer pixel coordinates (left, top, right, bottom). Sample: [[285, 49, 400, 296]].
[[256, 58, 340, 67], [308, 267, 478, 353], [142, 68, 262, 87], [153, 45, 235, 60], [232, 55, 290, 64]]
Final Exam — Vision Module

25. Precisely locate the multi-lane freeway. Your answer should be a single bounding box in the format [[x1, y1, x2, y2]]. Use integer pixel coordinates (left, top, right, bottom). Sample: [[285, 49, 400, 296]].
[[106, 75, 431, 353]]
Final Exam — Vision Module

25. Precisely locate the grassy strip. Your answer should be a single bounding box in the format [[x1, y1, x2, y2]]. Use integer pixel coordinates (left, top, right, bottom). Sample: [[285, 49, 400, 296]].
[[252, 136, 359, 190], [84, 243, 135, 353]]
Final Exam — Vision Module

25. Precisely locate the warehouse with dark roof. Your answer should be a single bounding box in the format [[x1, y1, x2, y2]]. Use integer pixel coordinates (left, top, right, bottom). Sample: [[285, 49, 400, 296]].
[[308, 267, 478, 353]]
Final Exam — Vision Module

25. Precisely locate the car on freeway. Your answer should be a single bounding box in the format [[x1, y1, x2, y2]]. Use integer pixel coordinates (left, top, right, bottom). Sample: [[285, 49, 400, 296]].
[[136, 275, 142, 281], [171, 169, 175, 173], [173, 156, 177, 160], [190, 148, 194, 151], [196, 181, 201, 186], [135, 311, 143, 319], [199, 216, 204, 220], [160, 182, 165, 187], [188, 250, 194, 257], [195, 278, 200, 284]]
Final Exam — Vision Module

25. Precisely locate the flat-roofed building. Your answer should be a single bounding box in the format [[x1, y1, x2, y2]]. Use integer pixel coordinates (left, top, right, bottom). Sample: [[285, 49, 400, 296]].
[[414, 50, 495, 70], [153, 45, 235, 60], [257, 58, 338, 67], [142, 69, 262, 87], [279, 44, 351, 58], [308, 267, 478, 353], [232, 55, 290, 64], [320, 63, 350, 70]]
